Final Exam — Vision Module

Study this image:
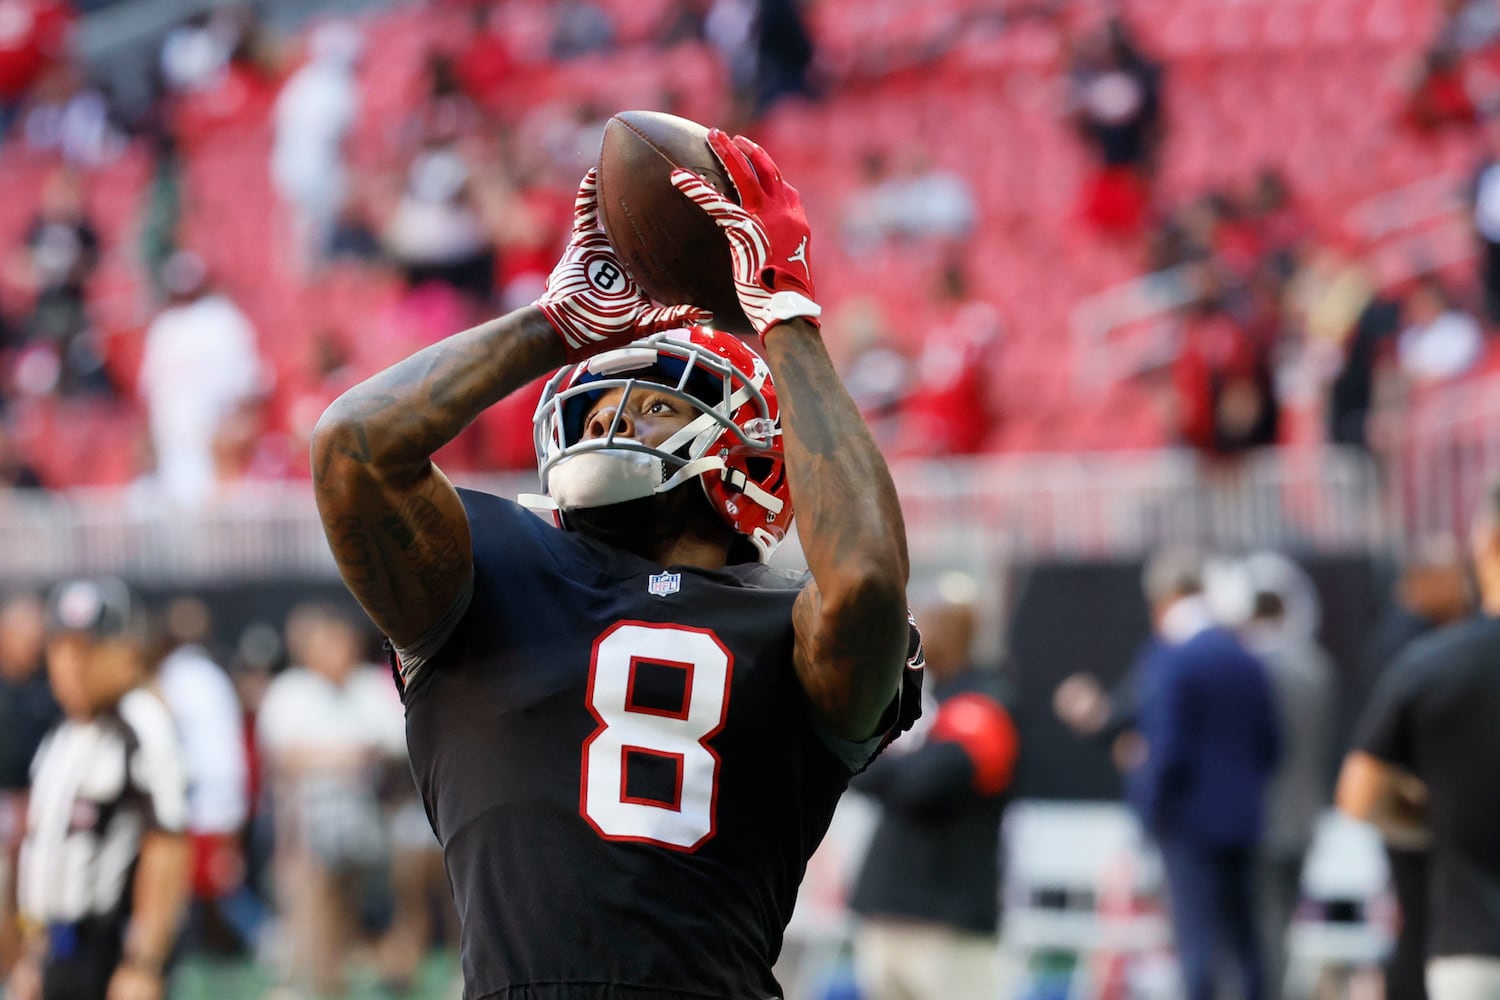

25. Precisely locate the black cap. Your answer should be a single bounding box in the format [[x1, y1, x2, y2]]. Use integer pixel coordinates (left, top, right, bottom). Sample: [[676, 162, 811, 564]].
[[46, 578, 136, 641]]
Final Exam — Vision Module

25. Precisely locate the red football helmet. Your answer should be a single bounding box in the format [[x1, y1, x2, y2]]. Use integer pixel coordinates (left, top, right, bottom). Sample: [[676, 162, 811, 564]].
[[527, 327, 793, 561]]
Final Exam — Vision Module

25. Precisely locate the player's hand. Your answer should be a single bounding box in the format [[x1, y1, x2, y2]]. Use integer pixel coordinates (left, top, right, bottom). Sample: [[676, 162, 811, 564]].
[[537, 167, 708, 361], [106, 962, 164, 1000], [670, 129, 822, 338], [1111, 731, 1148, 773], [1053, 673, 1109, 735], [7, 951, 42, 1000]]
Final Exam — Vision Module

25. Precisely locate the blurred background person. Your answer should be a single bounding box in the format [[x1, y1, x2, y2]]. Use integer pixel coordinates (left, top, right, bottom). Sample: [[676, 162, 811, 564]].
[[826, 296, 911, 451], [1170, 266, 1281, 458], [255, 603, 405, 998], [382, 139, 496, 307], [1237, 556, 1337, 1000], [1470, 114, 1500, 326], [1067, 17, 1164, 236], [749, 0, 817, 114], [1130, 548, 1280, 1000], [1339, 480, 1500, 1000], [549, 0, 616, 60], [153, 596, 252, 956], [7, 168, 107, 399], [848, 577, 1018, 1000], [1404, 48, 1477, 137], [0, 590, 54, 980], [0, 0, 70, 135], [840, 152, 978, 256], [10, 579, 189, 1000], [893, 263, 1002, 458], [225, 620, 283, 963], [1053, 654, 1143, 776], [270, 21, 362, 275], [1361, 537, 1473, 1000], [1396, 274, 1485, 387], [0, 419, 42, 490], [136, 251, 268, 508], [157, 8, 239, 98], [1367, 535, 1474, 687], [17, 64, 125, 169]]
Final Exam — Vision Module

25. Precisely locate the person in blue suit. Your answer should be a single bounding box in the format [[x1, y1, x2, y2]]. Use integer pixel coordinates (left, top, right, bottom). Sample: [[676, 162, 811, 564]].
[[1129, 548, 1281, 1000]]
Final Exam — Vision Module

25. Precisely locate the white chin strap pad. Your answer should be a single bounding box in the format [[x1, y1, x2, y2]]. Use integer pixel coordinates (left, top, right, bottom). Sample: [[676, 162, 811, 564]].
[[547, 450, 667, 510]]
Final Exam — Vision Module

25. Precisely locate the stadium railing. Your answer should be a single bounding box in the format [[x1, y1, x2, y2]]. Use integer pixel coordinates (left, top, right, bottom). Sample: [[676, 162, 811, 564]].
[[1398, 368, 1500, 542], [1068, 265, 1196, 390], [0, 447, 1390, 584]]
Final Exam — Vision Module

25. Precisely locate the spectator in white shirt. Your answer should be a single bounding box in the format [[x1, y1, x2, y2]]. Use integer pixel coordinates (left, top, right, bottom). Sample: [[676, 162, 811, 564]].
[[383, 140, 496, 303], [841, 152, 976, 255], [256, 604, 405, 998], [136, 252, 268, 508], [153, 596, 251, 954], [271, 22, 361, 271], [1397, 275, 1485, 385]]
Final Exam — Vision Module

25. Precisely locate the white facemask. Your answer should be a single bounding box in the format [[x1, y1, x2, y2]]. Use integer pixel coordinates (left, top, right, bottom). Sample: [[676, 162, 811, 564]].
[[545, 447, 667, 510]]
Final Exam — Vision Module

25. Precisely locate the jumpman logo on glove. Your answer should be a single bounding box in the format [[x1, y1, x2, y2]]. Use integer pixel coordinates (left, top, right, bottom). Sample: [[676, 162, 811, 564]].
[[788, 237, 809, 280]]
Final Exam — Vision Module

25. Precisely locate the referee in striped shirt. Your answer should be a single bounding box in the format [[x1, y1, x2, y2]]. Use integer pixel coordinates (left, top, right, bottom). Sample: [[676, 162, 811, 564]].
[[7, 579, 190, 1000]]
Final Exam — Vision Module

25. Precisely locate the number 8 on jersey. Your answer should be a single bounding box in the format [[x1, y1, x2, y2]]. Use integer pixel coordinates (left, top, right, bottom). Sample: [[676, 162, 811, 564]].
[[581, 622, 733, 851]]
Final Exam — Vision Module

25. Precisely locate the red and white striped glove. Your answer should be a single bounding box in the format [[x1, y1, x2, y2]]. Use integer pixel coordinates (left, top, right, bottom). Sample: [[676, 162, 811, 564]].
[[537, 167, 707, 361], [670, 129, 822, 338]]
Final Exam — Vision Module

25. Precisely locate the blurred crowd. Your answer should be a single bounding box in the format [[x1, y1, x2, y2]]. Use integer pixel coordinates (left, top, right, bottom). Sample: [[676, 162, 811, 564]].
[[0, 0, 1493, 499], [0, 0, 822, 503], [835, 0, 1500, 466], [0, 587, 457, 997], [1061, 1, 1500, 463]]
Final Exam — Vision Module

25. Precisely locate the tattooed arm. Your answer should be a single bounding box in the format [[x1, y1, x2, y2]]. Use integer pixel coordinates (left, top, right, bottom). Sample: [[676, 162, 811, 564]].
[[311, 168, 700, 646], [764, 319, 910, 740], [310, 308, 563, 646], [671, 134, 910, 741]]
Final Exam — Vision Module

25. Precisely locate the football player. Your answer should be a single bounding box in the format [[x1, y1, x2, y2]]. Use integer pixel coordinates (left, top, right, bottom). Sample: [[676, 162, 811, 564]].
[[311, 129, 921, 999]]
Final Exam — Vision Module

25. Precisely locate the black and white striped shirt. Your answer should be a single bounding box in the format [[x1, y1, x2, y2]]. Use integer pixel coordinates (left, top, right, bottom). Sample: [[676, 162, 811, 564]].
[[18, 688, 186, 924]]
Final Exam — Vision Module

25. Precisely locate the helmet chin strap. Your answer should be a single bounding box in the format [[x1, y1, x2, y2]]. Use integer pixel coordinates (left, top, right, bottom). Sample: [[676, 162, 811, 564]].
[[718, 466, 785, 515]]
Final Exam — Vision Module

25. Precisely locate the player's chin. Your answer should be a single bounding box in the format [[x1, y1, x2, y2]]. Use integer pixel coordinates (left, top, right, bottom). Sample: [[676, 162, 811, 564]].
[[565, 486, 724, 562]]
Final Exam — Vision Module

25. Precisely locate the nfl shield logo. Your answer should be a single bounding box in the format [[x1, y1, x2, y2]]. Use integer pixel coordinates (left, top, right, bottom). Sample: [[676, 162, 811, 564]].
[[648, 572, 681, 597]]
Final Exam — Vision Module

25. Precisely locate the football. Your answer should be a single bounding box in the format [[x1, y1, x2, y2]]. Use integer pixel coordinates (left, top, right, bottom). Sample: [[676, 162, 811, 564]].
[[597, 110, 753, 335]]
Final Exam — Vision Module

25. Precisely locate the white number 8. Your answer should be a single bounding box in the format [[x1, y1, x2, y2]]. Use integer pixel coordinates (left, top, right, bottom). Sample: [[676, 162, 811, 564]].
[[581, 622, 733, 851]]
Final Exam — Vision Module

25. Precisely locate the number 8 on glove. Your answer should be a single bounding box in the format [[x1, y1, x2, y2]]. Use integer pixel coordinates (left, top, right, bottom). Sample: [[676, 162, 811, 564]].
[[538, 168, 708, 361]]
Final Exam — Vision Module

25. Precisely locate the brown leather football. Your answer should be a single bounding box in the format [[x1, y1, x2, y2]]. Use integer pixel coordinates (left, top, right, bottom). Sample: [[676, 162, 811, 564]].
[[597, 110, 752, 335]]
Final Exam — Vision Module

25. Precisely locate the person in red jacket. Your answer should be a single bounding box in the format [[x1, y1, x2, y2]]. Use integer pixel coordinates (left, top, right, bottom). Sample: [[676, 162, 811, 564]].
[[0, 0, 71, 129], [1171, 282, 1280, 457], [849, 581, 1019, 1000], [895, 265, 1003, 457]]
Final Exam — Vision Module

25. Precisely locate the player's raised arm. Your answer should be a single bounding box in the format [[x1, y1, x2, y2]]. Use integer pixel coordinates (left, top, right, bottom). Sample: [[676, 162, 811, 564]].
[[673, 133, 910, 741], [312, 169, 705, 646]]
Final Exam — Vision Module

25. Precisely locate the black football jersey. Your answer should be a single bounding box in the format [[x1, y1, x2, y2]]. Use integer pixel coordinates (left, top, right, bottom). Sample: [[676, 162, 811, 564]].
[[398, 489, 921, 1000]]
